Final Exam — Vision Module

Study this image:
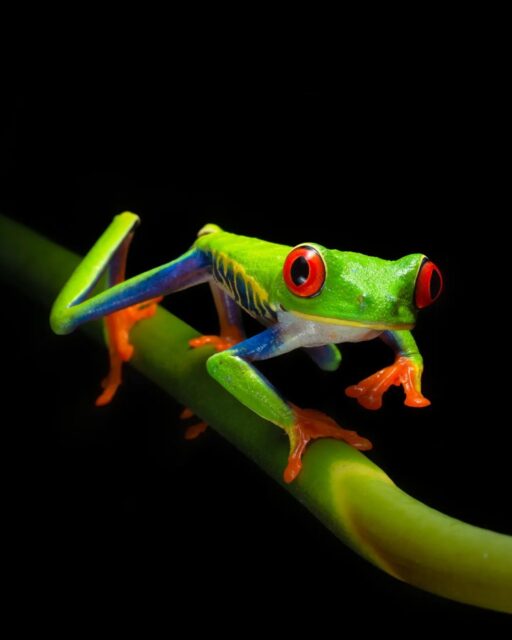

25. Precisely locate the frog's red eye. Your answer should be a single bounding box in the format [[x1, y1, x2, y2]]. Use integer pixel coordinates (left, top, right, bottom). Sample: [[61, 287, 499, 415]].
[[415, 259, 443, 309], [283, 245, 326, 298]]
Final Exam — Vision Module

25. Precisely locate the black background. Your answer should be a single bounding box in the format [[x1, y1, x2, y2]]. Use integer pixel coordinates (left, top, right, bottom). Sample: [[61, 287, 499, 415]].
[[2, 83, 511, 626]]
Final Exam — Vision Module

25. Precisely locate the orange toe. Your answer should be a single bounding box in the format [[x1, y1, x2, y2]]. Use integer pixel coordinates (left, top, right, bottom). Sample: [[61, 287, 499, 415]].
[[95, 382, 120, 406], [284, 405, 372, 483], [185, 422, 208, 440], [189, 335, 239, 352], [179, 407, 209, 439]]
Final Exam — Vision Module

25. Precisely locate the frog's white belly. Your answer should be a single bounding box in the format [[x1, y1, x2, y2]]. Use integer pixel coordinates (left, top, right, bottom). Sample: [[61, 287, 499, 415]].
[[277, 311, 382, 350]]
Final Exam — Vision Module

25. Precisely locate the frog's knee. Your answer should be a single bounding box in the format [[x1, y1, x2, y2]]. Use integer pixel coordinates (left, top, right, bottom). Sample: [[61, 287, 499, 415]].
[[206, 351, 228, 379]]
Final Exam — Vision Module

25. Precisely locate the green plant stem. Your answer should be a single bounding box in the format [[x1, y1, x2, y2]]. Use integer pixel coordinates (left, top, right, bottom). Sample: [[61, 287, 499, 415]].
[[1, 213, 511, 613]]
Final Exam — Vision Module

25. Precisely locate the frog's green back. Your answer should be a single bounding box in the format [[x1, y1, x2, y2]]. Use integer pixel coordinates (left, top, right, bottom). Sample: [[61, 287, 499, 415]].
[[194, 223, 426, 329], [194, 224, 290, 320]]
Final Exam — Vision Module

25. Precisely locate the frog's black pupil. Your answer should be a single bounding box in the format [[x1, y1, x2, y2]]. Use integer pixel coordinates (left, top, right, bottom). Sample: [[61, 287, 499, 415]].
[[430, 269, 441, 300], [291, 256, 309, 286]]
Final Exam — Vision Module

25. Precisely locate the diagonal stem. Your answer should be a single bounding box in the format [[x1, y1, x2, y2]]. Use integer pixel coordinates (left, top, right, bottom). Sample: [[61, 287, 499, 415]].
[[1, 213, 511, 613]]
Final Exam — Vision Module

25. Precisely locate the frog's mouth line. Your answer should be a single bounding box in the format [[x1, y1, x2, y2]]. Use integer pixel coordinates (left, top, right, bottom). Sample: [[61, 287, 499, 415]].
[[288, 310, 414, 331]]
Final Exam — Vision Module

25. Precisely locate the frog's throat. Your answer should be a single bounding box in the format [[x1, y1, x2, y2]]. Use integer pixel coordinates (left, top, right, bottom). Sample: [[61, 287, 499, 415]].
[[289, 310, 414, 331]]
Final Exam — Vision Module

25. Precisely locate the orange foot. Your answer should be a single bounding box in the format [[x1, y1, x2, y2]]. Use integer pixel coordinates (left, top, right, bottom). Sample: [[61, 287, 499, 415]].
[[179, 407, 208, 440], [284, 405, 372, 484], [95, 297, 163, 406], [345, 356, 431, 410], [189, 335, 240, 352]]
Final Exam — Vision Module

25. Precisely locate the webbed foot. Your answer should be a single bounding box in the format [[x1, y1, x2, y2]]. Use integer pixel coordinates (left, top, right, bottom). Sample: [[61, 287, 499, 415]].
[[345, 356, 430, 410], [284, 405, 372, 483], [95, 297, 162, 406]]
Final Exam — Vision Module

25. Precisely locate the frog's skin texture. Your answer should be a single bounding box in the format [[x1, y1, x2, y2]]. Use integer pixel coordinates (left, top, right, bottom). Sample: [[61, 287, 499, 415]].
[[51, 213, 442, 482]]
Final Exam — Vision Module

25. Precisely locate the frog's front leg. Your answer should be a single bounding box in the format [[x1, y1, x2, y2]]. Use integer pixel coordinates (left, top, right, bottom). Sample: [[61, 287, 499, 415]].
[[206, 327, 372, 483], [346, 330, 430, 410]]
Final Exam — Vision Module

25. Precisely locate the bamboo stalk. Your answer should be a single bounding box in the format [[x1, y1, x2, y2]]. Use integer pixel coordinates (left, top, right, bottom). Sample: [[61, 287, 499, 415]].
[[1, 213, 511, 613]]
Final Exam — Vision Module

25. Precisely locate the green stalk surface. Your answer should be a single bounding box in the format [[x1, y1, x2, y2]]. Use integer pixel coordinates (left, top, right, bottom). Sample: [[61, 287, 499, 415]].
[[1, 214, 510, 613]]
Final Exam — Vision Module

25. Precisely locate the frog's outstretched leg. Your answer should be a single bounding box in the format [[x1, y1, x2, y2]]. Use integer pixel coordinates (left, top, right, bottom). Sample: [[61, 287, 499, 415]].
[[206, 326, 372, 484], [50, 212, 210, 403], [346, 329, 430, 410]]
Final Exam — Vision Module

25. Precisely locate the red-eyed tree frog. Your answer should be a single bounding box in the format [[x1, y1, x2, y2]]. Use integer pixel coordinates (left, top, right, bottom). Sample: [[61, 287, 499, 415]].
[[50, 213, 443, 483]]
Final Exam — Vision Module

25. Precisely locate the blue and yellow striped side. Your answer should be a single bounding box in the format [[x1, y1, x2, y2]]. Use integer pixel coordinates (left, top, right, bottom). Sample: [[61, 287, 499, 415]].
[[210, 250, 277, 321]]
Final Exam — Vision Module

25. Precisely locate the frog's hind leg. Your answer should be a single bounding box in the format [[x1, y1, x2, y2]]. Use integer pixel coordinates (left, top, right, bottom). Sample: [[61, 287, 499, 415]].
[[50, 212, 211, 405], [96, 232, 162, 406]]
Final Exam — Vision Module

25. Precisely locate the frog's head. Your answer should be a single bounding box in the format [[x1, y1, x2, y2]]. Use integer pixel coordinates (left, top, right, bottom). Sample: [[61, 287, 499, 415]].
[[274, 244, 442, 329]]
